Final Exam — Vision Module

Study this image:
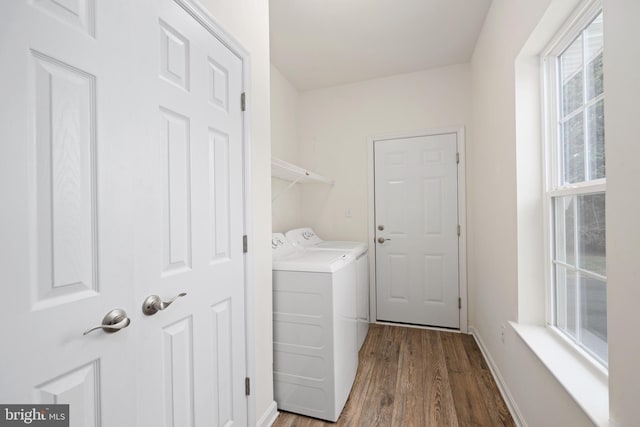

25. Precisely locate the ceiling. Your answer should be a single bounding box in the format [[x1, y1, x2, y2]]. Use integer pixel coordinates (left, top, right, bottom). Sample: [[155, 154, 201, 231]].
[[270, 0, 492, 91]]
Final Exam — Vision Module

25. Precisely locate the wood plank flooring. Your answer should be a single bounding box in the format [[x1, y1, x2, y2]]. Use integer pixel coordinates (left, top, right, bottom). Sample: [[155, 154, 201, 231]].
[[272, 324, 515, 427]]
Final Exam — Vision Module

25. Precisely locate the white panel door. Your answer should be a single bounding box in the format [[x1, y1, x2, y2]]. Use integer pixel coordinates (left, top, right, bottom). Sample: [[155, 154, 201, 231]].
[[374, 134, 460, 328], [0, 1, 248, 426], [134, 1, 247, 426], [0, 1, 149, 425]]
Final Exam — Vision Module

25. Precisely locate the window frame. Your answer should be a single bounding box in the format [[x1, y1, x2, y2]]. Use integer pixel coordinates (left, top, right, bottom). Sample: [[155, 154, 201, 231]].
[[541, 0, 607, 368]]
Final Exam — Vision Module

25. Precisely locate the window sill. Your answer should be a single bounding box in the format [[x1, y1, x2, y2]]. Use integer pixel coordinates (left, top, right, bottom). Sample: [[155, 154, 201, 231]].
[[510, 322, 609, 426]]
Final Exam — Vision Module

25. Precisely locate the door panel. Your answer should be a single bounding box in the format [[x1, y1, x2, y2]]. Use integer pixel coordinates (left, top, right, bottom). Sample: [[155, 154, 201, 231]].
[[0, 2, 145, 425], [389, 254, 410, 301], [32, 0, 96, 36], [423, 178, 443, 234], [36, 360, 101, 426], [32, 50, 98, 305], [209, 129, 231, 262], [135, 1, 246, 426], [162, 318, 195, 427], [211, 300, 234, 426], [1, 1, 247, 426], [374, 133, 459, 328], [160, 107, 193, 275]]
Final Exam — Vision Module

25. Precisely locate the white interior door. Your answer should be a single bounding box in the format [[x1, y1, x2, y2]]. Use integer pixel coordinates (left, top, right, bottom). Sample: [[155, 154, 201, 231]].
[[0, 1, 148, 424], [0, 1, 248, 426], [374, 133, 460, 328], [135, 1, 247, 426]]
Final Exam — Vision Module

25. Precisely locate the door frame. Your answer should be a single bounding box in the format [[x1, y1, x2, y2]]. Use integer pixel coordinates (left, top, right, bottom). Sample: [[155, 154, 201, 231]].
[[174, 1, 256, 424], [367, 127, 467, 333]]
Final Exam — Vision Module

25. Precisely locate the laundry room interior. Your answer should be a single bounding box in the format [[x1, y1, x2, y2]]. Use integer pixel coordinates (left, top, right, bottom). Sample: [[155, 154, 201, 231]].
[[267, 0, 639, 426], [1, 0, 639, 426]]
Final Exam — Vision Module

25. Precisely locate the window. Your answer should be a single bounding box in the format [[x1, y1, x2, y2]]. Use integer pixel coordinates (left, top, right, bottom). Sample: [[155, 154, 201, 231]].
[[544, 7, 606, 366]]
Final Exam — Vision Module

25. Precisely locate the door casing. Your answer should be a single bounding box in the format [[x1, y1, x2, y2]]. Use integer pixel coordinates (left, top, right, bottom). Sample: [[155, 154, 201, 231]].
[[367, 127, 468, 333]]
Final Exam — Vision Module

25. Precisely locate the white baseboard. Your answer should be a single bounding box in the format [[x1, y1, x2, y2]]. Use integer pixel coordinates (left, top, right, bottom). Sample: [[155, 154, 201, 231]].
[[469, 327, 527, 427], [256, 401, 279, 427]]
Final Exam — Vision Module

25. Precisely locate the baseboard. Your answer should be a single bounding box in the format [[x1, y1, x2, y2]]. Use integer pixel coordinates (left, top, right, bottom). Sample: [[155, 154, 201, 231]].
[[256, 401, 279, 427], [469, 326, 527, 427]]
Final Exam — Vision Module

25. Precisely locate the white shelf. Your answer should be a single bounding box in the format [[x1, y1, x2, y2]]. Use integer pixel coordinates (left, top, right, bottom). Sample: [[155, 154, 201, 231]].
[[271, 157, 334, 185]]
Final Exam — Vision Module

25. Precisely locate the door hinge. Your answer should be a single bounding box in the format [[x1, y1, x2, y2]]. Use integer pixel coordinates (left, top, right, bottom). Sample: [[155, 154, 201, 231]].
[[459, 298, 462, 309], [243, 235, 248, 253], [245, 377, 251, 396], [241, 92, 246, 111], [457, 225, 461, 236], [456, 152, 460, 164]]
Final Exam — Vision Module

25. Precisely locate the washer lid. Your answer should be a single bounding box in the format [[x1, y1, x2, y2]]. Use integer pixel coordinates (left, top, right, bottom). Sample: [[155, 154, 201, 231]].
[[312, 240, 368, 255], [272, 232, 354, 272], [272, 247, 353, 272]]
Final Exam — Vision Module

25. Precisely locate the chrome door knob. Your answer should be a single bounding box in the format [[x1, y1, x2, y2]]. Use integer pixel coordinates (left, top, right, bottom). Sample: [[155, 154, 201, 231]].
[[142, 292, 187, 315], [83, 309, 131, 335]]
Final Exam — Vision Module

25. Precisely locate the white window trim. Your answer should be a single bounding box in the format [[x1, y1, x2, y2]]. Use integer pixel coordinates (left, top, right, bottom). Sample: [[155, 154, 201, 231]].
[[541, 0, 607, 369]]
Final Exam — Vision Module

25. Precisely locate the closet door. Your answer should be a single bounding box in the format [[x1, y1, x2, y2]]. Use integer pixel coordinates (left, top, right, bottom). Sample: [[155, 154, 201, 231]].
[[0, 2, 248, 426], [133, 1, 247, 425], [0, 1, 147, 424]]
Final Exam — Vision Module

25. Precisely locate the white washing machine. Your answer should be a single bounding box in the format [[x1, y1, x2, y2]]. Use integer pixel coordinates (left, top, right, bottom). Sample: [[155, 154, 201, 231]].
[[271, 233, 358, 422], [286, 227, 370, 350]]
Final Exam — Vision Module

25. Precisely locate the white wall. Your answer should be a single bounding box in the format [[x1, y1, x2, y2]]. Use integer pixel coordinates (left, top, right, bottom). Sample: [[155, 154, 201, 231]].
[[270, 65, 304, 232], [469, 1, 593, 425], [471, 0, 640, 425], [603, 0, 640, 424], [196, 1, 274, 424], [297, 64, 472, 244]]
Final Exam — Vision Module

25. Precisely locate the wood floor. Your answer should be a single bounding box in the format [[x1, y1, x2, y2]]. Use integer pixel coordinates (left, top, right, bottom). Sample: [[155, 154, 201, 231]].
[[272, 324, 515, 427]]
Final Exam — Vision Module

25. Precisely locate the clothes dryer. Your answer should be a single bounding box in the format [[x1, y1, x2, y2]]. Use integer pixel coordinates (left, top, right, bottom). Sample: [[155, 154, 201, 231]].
[[286, 227, 370, 350], [271, 233, 358, 422]]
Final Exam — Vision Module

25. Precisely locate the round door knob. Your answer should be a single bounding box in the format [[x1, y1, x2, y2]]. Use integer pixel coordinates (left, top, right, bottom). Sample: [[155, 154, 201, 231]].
[[377, 237, 391, 244]]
